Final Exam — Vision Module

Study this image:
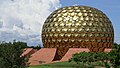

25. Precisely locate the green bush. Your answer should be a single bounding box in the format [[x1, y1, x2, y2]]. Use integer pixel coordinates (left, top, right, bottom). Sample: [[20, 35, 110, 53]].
[[69, 44, 120, 68], [109, 44, 120, 68], [69, 52, 97, 68]]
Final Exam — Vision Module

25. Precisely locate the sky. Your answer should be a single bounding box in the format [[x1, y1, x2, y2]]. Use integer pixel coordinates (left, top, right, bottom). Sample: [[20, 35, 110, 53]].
[[0, 0, 120, 46]]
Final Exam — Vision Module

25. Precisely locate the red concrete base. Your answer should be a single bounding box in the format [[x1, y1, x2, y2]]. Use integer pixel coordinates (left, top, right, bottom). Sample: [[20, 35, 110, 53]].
[[22, 48, 37, 58], [28, 48, 57, 65], [104, 48, 112, 52], [60, 48, 90, 62]]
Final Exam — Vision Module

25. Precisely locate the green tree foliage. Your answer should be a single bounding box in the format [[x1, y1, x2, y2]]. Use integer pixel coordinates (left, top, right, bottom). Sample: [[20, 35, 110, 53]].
[[109, 44, 120, 68], [69, 44, 120, 68], [13, 40, 27, 50], [0, 41, 28, 68]]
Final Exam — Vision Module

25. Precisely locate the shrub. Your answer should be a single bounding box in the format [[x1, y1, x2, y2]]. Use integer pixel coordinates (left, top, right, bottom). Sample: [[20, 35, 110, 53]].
[[109, 44, 120, 68], [69, 44, 120, 68]]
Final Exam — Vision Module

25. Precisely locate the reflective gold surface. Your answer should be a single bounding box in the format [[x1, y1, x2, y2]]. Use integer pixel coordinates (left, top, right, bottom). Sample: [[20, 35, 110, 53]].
[[42, 6, 114, 59]]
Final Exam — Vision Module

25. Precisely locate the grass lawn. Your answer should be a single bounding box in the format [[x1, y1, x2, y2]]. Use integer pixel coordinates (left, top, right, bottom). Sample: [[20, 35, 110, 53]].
[[28, 61, 81, 68], [28, 61, 108, 68]]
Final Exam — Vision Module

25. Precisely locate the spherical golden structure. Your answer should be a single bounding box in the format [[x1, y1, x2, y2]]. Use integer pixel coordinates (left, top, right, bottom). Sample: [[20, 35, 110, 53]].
[[42, 6, 114, 59]]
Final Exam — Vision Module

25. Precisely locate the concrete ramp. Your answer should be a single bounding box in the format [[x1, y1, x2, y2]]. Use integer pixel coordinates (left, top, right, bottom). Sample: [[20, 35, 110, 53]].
[[60, 48, 90, 62], [22, 48, 37, 58], [28, 48, 57, 65], [104, 48, 112, 52]]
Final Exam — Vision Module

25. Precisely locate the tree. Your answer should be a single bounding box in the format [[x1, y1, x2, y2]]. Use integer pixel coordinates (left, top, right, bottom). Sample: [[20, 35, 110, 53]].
[[109, 44, 120, 68], [13, 40, 27, 49], [0, 41, 28, 68]]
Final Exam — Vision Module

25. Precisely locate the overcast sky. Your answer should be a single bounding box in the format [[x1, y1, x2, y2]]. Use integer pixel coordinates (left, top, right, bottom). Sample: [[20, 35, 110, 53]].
[[0, 0, 120, 46]]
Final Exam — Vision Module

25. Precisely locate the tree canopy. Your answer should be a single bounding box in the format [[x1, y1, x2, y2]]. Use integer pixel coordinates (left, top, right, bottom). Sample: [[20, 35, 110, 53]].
[[0, 41, 28, 68]]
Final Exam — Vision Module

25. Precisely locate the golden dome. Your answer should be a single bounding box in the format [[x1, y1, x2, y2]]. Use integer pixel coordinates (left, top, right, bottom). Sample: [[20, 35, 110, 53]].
[[42, 6, 114, 59]]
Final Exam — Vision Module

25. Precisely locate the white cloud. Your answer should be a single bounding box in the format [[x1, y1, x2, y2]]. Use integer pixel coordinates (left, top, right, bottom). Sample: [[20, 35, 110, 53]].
[[0, 0, 61, 46]]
